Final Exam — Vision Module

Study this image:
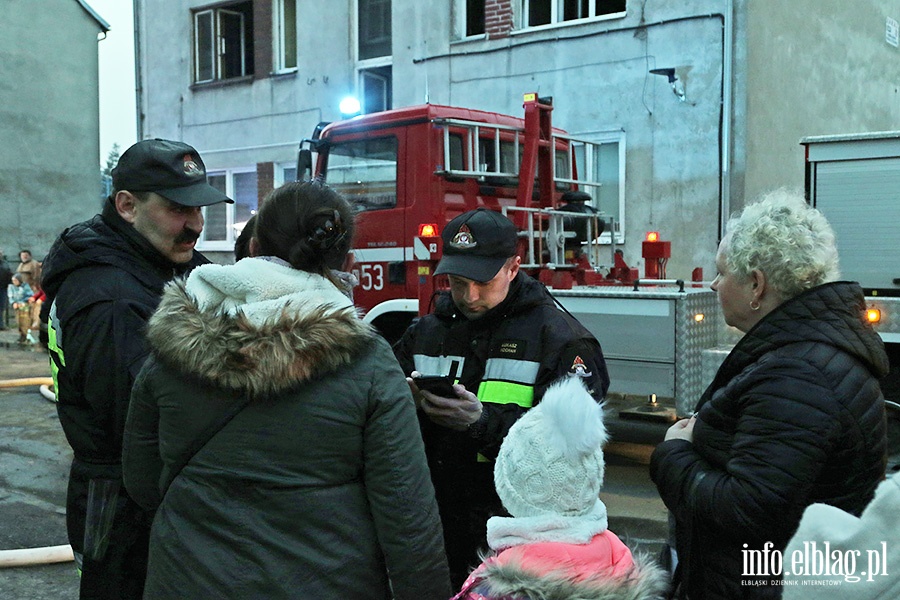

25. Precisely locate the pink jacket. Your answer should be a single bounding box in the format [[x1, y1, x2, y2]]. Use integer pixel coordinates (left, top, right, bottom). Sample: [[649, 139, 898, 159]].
[[451, 531, 667, 600]]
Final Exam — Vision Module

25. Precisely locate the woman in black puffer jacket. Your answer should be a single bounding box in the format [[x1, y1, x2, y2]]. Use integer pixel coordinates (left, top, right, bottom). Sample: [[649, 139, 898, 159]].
[[651, 189, 888, 600]]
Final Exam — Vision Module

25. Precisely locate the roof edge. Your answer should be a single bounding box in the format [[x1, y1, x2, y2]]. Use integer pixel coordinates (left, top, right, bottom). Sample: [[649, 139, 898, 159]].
[[76, 0, 112, 32]]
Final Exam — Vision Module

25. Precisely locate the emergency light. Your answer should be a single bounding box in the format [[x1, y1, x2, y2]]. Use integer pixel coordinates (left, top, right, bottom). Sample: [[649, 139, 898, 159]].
[[418, 223, 439, 237], [866, 308, 881, 324]]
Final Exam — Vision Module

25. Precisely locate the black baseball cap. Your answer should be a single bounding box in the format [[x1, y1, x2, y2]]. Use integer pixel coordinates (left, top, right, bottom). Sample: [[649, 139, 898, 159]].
[[435, 208, 518, 282], [111, 139, 233, 207]]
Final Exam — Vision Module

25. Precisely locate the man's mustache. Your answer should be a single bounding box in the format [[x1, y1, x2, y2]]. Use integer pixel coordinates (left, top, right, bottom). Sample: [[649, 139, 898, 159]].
[[175, 229, 200, 245]]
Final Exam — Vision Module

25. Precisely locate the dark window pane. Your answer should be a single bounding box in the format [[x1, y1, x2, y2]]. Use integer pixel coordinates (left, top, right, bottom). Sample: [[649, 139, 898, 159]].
[[596, 0, 626, 16], [204, 202, 228, 241], [529, 0, 551, 26], [467, 0, 485, 36], [358, 0, 392, 59]]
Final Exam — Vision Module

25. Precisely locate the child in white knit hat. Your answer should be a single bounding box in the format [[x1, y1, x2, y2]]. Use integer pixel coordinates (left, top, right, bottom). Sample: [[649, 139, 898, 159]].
[[451, 376, 667, 600]]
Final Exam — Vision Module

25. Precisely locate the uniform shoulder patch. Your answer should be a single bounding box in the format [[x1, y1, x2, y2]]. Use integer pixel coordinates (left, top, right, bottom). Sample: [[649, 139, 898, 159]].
[[569, 355, 593, 378]]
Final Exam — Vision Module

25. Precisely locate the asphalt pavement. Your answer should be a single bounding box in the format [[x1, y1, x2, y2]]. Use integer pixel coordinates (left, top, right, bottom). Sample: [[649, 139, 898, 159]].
[[0, 326, 78, 599], [0, 321, 668, 598]]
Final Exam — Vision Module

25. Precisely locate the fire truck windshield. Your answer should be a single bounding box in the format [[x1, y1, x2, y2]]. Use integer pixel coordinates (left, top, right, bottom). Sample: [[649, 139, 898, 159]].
[[324, 137, 398, 212]]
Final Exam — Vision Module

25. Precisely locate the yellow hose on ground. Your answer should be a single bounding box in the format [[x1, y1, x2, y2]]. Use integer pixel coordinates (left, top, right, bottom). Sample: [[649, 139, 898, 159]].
[[0, 377, 54, 389], [0, 544, 74, 568]]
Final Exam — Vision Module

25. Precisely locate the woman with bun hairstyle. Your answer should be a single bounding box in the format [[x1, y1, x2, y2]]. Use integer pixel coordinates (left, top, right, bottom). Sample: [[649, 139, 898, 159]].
[[123, 181, 451, 599]]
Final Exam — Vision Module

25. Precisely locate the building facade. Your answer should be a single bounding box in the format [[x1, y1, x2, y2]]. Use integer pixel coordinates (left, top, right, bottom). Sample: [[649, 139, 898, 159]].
[[0, 0, 109, 261], [135, 0, 900, 270]]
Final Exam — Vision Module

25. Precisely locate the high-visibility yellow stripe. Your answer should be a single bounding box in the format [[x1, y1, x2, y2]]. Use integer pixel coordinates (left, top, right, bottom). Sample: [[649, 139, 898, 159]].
[[47, 302, 65, 400], [477, 380, 534, 408]]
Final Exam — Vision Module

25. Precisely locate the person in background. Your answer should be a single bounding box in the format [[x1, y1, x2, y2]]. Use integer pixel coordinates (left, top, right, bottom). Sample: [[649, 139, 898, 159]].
[[0, 250, 13, 329], [452, 376, 667, 600], [8, 272, 33, 343], [16, 249, 39, 289], [27, 273, 47, 348], [650, 189, 888, 599], [394, 207, 610, 587], [40, 139, 232, 599], [122, 181, 450, 599]]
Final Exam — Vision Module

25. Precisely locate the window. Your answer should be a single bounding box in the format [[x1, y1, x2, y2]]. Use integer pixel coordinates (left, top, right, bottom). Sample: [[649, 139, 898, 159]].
[[522, 0, 625, 28], [324, 137, 398, 212], [274, 0, 297, 71], [198, 168, 259, 251], [360, 66, 392, 114], [465, 0, 485, 36], [358, 0, 391, 60], [194, 2, 254, 83], [570, 131, 625, 243]]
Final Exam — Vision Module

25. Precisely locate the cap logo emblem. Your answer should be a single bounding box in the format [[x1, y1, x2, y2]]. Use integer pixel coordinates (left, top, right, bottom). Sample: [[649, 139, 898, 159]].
[[450, 224, 477, 250], [569, 355, 592, 378], [183, 154, 203, 176]]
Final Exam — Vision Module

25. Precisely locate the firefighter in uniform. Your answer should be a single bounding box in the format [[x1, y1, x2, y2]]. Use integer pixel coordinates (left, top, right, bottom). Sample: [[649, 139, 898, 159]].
[[394, 208, 610, 587], [41, 139, 231, 599]]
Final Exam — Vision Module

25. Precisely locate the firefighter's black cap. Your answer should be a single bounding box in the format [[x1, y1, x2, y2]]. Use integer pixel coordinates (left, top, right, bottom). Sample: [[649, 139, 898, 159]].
[[111, 139, 233, 207], [435, 208, 518, 282]]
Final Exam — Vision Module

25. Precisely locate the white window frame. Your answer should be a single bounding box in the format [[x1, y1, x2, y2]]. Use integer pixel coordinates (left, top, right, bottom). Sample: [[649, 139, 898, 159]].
[[520, 0, 625, 31], [273, 0, 297, 73], [569, 130, 626, 244], [193, 3, 251, 84], [197, 167, 257, 252], [456, 0, 486, 39], [276, 162, 298, 186]]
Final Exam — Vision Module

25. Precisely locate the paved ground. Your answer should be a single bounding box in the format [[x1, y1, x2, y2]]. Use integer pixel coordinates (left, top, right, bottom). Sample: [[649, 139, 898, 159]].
[[0, 326, 79, 599], [0, 320, 668, 597]]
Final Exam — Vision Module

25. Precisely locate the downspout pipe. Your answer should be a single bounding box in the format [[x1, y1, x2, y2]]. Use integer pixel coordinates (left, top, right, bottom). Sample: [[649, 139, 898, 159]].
[[133, 0, 144, 141], [719, 0, 734, 240]]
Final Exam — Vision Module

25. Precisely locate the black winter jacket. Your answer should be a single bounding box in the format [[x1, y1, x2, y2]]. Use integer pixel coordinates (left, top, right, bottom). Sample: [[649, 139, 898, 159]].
[[650, 281, 888, 600], [393, 272, 609, 583], [40, 201, 206, 597]]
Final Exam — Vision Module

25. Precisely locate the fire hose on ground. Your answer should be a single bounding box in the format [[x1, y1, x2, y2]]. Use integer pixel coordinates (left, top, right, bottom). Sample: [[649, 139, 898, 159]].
[[0, 376, 70, 567]]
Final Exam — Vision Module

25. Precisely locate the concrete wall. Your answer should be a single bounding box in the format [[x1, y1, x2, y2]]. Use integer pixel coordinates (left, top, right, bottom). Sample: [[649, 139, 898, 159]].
[[742, 0, 900, 207], [0, 1, 106, 261]]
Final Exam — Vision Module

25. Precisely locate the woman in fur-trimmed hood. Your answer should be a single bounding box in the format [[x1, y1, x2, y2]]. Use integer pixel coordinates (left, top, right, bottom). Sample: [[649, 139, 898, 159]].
[[122, 182, 450, 600], [451, 377, 668, 600]]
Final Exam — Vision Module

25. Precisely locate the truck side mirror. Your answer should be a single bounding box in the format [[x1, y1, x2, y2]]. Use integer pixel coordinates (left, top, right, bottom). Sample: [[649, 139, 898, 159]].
[[297, 149, 313, 181]]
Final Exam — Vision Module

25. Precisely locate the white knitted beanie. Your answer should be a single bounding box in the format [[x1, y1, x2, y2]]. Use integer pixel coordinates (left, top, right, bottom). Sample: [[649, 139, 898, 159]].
[[493, 376, 608, 518]]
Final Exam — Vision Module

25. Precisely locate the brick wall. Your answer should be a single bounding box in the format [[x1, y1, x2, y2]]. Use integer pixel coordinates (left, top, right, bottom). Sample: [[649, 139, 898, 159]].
[[257, 162, 274, 206], [485, 0, 514, 39]]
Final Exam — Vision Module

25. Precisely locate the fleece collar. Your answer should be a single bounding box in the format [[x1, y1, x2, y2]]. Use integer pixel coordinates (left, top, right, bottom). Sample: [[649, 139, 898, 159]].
[[147, 258, 374, 396]]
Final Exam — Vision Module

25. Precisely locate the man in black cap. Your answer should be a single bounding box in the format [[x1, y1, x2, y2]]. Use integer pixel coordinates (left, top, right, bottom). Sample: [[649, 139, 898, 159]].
[[40, 139, 232, 599], [393, 207, 610, 587]]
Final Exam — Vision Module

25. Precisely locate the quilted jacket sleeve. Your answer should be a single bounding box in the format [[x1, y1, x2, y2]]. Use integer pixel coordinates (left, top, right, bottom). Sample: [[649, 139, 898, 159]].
[[122, 357, 164, 511], [651, 357, 846, 538]]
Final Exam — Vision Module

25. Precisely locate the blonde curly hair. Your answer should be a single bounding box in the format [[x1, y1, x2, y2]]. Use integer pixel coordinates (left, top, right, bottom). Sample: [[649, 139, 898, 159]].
[[722, 188, 840, 300]]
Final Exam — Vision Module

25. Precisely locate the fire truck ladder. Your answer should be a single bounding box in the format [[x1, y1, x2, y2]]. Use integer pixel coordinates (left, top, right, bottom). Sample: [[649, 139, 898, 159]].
[[432, 114, 613, 271]]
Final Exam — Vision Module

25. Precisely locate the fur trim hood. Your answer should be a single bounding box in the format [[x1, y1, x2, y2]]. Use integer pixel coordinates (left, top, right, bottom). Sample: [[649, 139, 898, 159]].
[[147, 257, 375, 396], [471, 552, 668, 600]]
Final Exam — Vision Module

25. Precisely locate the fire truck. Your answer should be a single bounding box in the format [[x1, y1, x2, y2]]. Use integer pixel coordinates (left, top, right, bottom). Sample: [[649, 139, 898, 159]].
[[297, 94, 720, 421]]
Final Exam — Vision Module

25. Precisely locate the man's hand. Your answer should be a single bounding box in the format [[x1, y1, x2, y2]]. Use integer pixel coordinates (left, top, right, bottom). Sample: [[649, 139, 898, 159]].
[[665, 415, 696, 442], [406, 372, 482, 431]]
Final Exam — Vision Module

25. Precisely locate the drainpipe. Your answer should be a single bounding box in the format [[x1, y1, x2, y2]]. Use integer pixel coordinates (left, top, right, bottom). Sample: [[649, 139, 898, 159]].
[[133, 0, 144, 140], [719, 0, 734, 240]]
